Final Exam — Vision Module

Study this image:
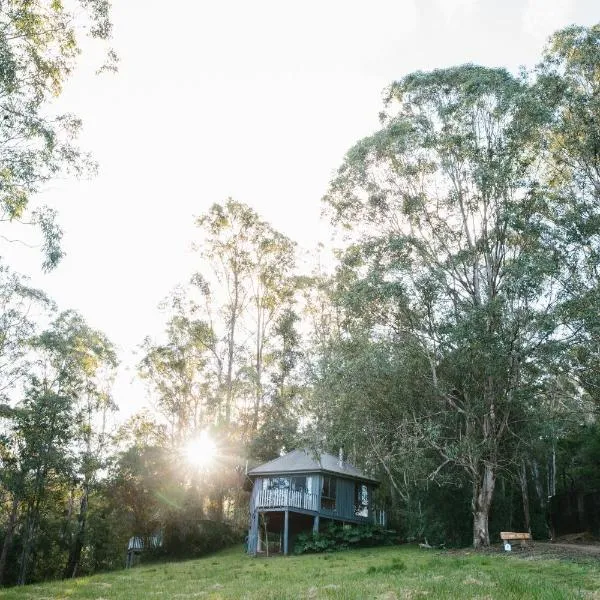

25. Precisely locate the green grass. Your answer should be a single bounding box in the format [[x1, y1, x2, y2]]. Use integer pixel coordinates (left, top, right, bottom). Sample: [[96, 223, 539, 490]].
[[1, 545, 599, 599]]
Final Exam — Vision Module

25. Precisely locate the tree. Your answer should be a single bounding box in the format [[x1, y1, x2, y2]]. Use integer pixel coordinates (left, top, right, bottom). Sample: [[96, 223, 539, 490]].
[[191, 199, 297, 429], [2, 311, 115, 585], [323, 65, 567, 547], [248, 308, 303, 462], [193, 200, 258, 425], [139, 312, 217, 444], [0, 268, 53, 585], [0, 265, 53, 401], [0, 0, 115, 269], [246, 221, 296, 432], [536, 25, 600, 405], [63, 341, 117, 579]]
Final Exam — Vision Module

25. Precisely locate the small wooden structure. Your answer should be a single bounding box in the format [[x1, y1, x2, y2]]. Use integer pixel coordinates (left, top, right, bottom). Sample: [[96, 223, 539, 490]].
[[247, 449, 385, 556], [500, 531, 532, 549], [125, 533, 162, 567]]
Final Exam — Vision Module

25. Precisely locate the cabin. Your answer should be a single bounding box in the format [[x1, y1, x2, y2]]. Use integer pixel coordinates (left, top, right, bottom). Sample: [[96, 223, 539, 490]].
[[125, 532, 162, 568], [247, 449, 385, 555]]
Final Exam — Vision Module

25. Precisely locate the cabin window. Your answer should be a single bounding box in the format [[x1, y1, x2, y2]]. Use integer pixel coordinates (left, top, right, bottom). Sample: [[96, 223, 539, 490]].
[[354, 483, 369, 517], [291, 476, 307, 492], [321, 476, 337, 510], [262, 477, 290, 490]]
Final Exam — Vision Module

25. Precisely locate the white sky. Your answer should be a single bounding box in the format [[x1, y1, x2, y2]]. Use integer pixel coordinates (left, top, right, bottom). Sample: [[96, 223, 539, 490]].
[[7, 0, 598, 421]]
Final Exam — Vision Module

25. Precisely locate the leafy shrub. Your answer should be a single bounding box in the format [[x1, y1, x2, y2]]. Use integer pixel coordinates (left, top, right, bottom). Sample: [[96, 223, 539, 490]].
[[293, 523, 397, 554]]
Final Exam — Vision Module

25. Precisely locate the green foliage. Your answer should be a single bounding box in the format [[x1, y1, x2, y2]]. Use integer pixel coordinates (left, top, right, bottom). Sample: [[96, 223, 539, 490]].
[[294, 524, 396, 555], [0, 310, 117, 585], [320, 42, 589, 547], [158, 518, 239, 560], [0, 0, 114, 268], [556, 423, 600, 493]]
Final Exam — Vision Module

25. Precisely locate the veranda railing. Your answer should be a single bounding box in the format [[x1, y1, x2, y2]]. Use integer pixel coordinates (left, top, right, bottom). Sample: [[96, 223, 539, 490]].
[[254, 488, 319, 511]]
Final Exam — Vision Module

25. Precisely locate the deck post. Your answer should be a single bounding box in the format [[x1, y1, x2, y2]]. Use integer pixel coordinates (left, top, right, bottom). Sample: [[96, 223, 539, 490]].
[[284, 510, 289, 555], [313, 515, 319, 534]]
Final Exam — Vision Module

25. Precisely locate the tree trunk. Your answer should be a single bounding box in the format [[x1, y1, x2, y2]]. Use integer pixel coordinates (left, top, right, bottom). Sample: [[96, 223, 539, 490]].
[[18, 464, 48, 585], [225, 268, 240, 424], [531, 459, 546, 510], [64, 485, 88, 579], [18, 505, 35, 585], [0, 495, 19, 585], [472, 463, 495, 548], [531, 459, 551, 538], [519, 459, 531, 532], [252, 298, 263, 432]]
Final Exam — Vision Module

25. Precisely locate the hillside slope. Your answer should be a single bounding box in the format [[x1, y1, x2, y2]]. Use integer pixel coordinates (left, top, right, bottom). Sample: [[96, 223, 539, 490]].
[[0, 545, 598, 599]]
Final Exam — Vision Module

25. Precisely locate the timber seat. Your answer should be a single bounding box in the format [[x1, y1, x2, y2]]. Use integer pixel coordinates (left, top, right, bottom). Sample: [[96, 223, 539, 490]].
[[500, 531, 532, 548]]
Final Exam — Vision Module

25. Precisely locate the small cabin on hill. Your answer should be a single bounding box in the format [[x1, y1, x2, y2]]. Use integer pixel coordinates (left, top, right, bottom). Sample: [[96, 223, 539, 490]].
[[247, 449, 385, 555]]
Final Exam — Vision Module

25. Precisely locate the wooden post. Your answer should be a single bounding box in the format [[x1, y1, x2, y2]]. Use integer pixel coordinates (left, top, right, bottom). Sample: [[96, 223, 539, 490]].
[[284, 510, 289, 556], [313, 515, 319, 534]]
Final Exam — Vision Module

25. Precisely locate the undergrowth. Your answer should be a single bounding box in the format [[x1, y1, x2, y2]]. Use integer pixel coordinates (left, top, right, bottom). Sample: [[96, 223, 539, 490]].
[[294, 523, 397, 554]]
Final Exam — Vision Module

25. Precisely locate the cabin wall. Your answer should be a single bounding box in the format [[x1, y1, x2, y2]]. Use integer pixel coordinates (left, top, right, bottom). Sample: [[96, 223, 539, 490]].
[[335, 478, 355, 519], [249, 474, 375, 522], [248, 475, 379, 554]]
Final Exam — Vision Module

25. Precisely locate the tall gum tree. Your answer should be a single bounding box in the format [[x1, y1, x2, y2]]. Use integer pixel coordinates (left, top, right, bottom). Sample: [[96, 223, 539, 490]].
[[324, 65, 566, 547], [192, 199, 297, 431], [536, 25, 600, 403], [0, 0, 115, 269]]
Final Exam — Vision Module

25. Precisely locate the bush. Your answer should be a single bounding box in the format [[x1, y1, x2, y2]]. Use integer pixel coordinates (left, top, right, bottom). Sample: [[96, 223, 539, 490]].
[[293, 523, 397, 555], [152, 518, 240, 560]]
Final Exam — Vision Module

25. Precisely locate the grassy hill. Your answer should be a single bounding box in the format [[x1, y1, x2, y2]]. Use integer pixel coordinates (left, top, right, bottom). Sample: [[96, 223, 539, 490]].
[[1, 545, 598, 599]]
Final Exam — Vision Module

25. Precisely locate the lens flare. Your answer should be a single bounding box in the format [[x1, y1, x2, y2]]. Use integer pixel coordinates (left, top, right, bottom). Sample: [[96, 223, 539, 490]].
[[182, 431, 217, 469]]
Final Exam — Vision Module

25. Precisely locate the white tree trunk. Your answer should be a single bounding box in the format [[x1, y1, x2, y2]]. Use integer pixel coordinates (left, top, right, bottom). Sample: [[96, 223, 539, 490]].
[[472, 463, 495, 548]]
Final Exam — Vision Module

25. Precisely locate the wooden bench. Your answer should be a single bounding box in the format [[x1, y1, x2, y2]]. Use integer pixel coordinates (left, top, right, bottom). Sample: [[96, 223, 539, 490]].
[[500, 531, 532, 549]]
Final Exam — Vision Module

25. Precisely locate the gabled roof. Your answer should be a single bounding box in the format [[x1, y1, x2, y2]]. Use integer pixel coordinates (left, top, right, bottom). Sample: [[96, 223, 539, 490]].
[[248, 449, 379, 484]]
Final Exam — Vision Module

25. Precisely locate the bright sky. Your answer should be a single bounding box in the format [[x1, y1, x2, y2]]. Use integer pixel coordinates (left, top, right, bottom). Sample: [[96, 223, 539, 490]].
[[9, 0, 598, 421]]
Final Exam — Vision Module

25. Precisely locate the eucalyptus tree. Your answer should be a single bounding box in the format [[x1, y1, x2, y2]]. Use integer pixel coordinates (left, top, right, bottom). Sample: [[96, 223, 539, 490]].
[[138, 202, 299, 526], [536, 24, 600, 404], [324, 65, 567, 547], [139, 309, 219, 443], [0, 0, 115, 269], [3, 311, 115, 585], [0, 266, 53, 401], [0, 268, 53, 584], [192, 199, 297, 430], [193, 200, 257, 425], [248, 307, 303, 462], [63, 343, 117, 579], [246, 222, 296, 431], [308, 325, 443, 533]]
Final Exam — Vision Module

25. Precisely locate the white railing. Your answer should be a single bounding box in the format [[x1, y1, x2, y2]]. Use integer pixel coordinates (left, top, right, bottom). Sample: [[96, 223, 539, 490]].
[[255, 488, 319, 511]]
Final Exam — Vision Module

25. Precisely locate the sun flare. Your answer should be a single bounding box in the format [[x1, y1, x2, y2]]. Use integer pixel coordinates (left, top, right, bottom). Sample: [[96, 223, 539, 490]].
[[182, 431, 217, 469]]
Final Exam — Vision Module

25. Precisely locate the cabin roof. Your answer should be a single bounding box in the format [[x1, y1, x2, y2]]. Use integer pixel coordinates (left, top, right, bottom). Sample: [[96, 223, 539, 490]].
[[248, 449, 379, 484]]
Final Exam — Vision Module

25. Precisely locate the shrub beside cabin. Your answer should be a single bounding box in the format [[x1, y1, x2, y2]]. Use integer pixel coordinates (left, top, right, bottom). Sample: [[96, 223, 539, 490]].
[[247, 449, 386, 555]]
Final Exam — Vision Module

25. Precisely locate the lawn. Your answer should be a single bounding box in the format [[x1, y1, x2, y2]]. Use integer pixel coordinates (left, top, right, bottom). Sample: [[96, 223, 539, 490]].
[[1, 545, 599, 600]]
